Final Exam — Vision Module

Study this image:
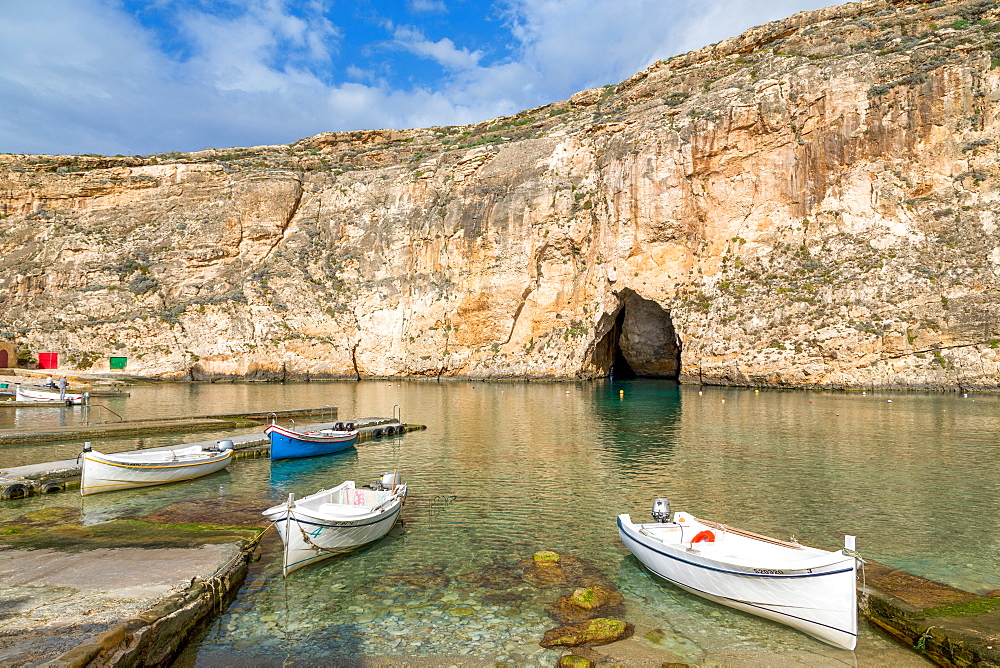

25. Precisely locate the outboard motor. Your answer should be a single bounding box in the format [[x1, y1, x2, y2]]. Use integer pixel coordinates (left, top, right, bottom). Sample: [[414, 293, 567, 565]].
[[375, 471, 401, 490], [77, 441, 92, 465], [651, 497, 672, 523], [207, 439, 234, 453]]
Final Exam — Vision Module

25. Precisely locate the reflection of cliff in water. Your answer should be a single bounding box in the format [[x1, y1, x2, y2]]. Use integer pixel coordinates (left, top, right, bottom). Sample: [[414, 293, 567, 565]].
[[594, 379, 681, 476]]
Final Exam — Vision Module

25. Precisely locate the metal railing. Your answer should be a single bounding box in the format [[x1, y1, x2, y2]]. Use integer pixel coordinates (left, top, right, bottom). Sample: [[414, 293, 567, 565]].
[[82, 404, 124, 425]]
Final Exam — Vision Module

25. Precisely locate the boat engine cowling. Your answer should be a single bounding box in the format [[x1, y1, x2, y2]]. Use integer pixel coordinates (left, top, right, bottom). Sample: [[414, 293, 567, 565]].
[[651, 497, 671, 523], [206, 439, 234, 453], [376, 471, 401, 490]]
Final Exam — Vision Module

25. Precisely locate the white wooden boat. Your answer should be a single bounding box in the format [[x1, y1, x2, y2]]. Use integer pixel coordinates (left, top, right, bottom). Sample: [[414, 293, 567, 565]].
[[262, 473, 407, 576], [80, 442, 233, 495], [16, 384, 88, 405], [618, 498, 859, 650]]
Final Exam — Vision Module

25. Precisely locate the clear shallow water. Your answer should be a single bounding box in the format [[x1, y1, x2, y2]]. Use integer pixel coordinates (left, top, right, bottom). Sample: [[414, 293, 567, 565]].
[[2, 380, 997, 665]]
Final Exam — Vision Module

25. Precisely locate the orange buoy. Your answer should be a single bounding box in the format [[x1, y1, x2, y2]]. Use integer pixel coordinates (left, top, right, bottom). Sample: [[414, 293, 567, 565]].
[[692, 530, 716, 543]]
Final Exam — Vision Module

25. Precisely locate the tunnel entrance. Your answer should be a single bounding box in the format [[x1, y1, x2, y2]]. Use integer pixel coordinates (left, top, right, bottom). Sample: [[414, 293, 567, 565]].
[[590, 289, 681, 379]]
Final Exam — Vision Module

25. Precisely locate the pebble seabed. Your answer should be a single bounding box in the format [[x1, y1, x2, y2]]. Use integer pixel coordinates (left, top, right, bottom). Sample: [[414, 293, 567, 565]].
[[188, 538, 569, 665]]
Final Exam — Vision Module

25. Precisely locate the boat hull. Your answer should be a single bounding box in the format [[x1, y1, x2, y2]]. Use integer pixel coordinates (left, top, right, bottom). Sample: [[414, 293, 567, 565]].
[[263, 482, 407, 575], [16, 386, 87, 404], [81, 448, 232, 495], [266, 424, 358, 461], [617, 514, 858, 650]]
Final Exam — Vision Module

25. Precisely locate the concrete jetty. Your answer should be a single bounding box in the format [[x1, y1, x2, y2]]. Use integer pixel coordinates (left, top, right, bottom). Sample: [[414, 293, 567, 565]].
[[0, 517, 263, 666], [0, 415, 423, 499], [861, 561, 1000, 666], [0, 406, 340, 445]]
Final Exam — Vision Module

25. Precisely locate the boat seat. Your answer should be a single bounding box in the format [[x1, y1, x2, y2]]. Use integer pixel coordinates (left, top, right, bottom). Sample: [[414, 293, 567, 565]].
[[317, 503, 370, 516]]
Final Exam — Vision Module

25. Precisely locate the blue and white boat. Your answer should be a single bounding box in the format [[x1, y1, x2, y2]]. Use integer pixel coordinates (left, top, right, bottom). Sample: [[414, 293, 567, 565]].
[[262, 472, 407, 575], [618, 498, 859, 650], [265, 422, 358, 461]]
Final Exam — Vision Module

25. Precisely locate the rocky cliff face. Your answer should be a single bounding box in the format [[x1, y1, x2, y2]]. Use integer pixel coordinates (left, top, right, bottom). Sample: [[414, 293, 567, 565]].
[[2, 0, 1000, 390]]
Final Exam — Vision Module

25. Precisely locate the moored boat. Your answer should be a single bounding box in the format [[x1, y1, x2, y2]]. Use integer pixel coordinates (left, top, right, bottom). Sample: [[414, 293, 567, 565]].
[[618, 498, 859, 650], [265, 422, 358, 461], [262, 472, 407, 576], [80, 441, 233, 495], [16, 384, 89, 405]]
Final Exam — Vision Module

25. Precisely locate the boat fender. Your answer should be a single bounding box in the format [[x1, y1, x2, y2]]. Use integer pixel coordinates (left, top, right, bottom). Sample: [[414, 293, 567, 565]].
[[651, 497, 671, 523], [383, 425, 395, 435], [65, 399, 74, 407], [334, 422, 344, 431], [1, 482, 30, 500], [692, 530, 716, 543], [345, 423, 355, 431], [38, 481, 65, 494], [372, 428, 383, 437]]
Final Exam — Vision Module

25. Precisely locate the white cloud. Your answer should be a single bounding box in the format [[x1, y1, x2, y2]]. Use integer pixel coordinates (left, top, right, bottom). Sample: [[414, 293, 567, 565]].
[[407, 0, 448, 14], [0, 0, 838, 155], [392, 26, 483, 71]]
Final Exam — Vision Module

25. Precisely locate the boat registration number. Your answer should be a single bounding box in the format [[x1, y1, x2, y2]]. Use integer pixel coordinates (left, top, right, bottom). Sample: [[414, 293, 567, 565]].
[[752, 568, 785, 575]]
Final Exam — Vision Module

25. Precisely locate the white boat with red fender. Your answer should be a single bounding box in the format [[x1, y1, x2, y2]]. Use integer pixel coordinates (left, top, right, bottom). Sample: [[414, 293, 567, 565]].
[[80, 441, 233, 495], [617, 498, 859, 650], [263, 472, 407, 576]]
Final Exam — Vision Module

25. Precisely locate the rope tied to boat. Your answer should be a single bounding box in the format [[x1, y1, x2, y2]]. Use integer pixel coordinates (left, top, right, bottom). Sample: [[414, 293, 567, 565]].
[[842, 546, 869, 612]]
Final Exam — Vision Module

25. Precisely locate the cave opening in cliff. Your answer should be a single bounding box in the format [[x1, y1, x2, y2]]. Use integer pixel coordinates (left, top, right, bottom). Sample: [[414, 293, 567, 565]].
[[609, 309, 637, 379], [591, 289, 681, 380]]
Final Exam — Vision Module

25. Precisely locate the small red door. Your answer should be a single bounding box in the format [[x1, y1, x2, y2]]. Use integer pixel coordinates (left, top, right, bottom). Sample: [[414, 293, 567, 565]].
[[0, 349, 7, 368], [38, 352, 58, 369]]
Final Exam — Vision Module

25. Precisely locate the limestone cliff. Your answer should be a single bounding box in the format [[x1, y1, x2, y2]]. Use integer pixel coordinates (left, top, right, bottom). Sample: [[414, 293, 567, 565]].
[[3, 0, 1000, 390]]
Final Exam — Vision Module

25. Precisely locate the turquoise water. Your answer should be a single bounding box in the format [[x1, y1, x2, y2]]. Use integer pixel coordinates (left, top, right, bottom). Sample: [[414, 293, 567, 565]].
[[2, 380, 997, 665]]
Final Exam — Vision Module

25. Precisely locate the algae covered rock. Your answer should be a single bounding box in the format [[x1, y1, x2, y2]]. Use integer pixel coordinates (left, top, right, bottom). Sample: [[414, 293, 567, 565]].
[[521, 551, 609, 589], [526, 550, 568, 586], [533, 550, 561, 565], [557, 655, 593, 667], [570, 585, 623, 610], [540, 617, 634, 648], [547, 585, 625, 623]]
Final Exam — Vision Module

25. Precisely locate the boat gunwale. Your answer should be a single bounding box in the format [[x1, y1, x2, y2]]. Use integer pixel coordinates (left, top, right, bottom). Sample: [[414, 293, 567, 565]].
[[264, 423, 359, 443], [262, 482, 407, 526], [273, 501, 404, 530], [84, 450, 233, 470], [618, 515, 855, 578]]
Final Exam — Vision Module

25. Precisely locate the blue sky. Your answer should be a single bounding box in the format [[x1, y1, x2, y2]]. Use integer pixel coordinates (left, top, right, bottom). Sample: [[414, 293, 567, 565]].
[[0, 0, 836, 156]]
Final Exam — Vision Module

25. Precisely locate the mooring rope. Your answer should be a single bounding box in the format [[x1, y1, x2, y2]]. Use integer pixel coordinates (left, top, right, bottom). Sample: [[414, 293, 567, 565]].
[[842, 546, 869, 612]]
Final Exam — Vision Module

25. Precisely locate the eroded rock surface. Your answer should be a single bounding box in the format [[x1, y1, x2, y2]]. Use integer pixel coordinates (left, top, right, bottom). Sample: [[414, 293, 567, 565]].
[[3, 0, 1000, 390]]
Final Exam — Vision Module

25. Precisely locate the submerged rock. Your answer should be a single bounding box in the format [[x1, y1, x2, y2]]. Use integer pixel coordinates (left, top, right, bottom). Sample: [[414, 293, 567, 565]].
[[533, 550, 561, 565], [540, 617, 634, 648], [547, 585, 625, 623], [569, 585, 623, 610], [520, 551, 610, 590]]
